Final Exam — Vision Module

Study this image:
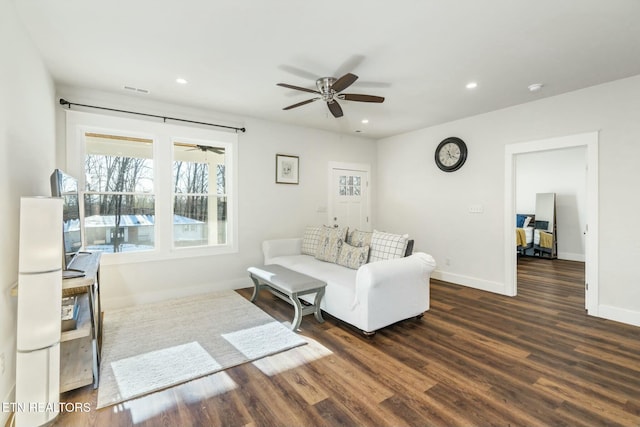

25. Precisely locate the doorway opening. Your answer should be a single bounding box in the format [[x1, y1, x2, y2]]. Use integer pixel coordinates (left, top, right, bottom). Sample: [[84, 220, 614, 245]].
[[504, 132, 599, 315]]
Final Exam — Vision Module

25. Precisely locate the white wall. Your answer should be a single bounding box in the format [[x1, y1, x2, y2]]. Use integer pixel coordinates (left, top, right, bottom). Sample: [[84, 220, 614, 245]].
[[3, 4, 636, 420], [0, 0, 57, 420], [55, 86, 377, 309], [515, 146, 587, 261], [377, 74, 640, 326]]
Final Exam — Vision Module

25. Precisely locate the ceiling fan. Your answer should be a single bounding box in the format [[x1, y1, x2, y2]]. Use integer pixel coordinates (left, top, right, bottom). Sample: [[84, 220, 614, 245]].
[[175, 142, 225, 154], [277, 73, 384, 118]]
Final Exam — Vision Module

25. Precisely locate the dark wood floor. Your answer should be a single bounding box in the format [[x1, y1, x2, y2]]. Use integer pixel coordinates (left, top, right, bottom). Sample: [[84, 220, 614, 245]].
[[51, 258, 640, 427]]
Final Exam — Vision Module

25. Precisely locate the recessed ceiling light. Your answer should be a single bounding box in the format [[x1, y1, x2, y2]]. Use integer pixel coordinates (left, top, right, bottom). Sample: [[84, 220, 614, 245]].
[[528, 83, 544, 92], [466, 82, 478, 89], [361, 119, 369, 124], [176, 78, 188, 85]]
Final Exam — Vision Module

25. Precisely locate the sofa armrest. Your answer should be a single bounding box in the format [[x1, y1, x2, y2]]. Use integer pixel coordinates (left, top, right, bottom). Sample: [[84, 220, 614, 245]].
[[357, 252, 436, 290], [262, 238, 302, 264], [354, 252, 437, 331]]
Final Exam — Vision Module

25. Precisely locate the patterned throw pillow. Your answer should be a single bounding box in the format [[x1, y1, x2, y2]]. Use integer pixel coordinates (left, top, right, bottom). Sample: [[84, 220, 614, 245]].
[[315, 226, 347, 263], [337, 243, 370, 269], [301, 226, 322, 255], [346, 229, 373, 248], [369, 230, 409, 262]]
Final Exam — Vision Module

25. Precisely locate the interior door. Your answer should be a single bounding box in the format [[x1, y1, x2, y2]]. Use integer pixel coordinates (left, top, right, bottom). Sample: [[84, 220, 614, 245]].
[[584, 223, 590, 310], [330, 167, 370, 231]]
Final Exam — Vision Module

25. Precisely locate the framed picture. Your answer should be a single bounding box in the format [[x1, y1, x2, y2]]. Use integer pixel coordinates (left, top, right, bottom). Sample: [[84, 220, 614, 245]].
[[275, 154, 299, 184]]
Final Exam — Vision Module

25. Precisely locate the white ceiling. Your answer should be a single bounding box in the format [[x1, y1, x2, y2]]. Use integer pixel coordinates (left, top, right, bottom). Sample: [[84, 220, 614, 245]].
[[14, 0, 640, 139]]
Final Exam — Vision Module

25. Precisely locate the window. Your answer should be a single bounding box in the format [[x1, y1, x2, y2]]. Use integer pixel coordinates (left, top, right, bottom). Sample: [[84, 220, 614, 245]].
[[65, 110, 238, 263], [84, 133, 154, 253], [172, 142, 227, 248]]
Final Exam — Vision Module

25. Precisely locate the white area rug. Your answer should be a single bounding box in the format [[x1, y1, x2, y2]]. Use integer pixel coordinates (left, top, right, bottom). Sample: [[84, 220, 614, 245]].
[[96, 290, 306, 408]]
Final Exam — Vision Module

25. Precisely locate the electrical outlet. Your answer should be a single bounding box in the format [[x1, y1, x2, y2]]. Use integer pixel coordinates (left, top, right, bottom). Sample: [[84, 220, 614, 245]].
[[0, 352, 5, 375]]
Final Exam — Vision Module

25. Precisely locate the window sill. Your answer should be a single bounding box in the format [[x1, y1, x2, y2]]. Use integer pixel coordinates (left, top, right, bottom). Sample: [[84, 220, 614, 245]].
[[96, 243, 238, 266]]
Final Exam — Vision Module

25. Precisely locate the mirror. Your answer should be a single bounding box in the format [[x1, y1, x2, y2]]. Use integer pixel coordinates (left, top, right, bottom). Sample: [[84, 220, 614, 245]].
[[534, 192, 557, 258]]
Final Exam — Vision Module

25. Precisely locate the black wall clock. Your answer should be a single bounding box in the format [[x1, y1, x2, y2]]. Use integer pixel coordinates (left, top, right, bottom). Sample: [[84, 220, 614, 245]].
[[435, 137, 468, 172]]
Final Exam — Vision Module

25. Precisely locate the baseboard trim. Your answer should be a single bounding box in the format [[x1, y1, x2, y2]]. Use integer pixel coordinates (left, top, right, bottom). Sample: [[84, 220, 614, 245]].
[[102, 277, 249, 309], [557, 252, 585, 262], [432, 270, 507, 295], [597, 304, 640, 328]]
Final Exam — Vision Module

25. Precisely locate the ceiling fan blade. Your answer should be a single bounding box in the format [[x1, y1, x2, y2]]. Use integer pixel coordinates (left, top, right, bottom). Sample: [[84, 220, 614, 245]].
[[283, 98, 320, 110], [331, 73, 358, 93], [196, 145, 225, 154], [175, 142, 224, 154], [278, 64, 318, 80], [327, 100, 343, 118], [277, 83, 320, 95], [341, 93, 385, 103], [333, 55, 366, 79]]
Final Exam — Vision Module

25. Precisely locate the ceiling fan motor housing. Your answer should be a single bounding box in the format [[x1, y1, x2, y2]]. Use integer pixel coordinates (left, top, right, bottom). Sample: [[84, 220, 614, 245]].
[[317, 77, 337, 101]]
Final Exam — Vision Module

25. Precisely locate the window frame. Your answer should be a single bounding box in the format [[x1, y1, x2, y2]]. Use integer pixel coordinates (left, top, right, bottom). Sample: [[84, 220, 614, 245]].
[[65, 110, 239, 266], [170, 137, 232, 250], [83, 132, 156, 254]]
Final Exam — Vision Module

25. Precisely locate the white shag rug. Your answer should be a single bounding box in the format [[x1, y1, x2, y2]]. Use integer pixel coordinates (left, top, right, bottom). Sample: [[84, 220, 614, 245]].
[[96, 290, 306, 408]]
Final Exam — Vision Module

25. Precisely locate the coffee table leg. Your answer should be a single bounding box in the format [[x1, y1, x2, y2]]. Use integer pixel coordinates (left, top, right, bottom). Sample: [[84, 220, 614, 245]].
[[313, 288, 325, 323], [289, 292, 303, 331], [249, 275, 261, 302]]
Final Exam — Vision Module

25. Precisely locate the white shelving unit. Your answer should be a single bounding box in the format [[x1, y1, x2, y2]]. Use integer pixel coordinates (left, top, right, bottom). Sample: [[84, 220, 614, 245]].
[[60, 252, 102, 393]]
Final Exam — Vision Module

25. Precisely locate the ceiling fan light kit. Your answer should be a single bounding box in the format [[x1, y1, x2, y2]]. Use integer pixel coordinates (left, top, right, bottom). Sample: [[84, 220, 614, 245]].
[[277, 72, 384, 118]]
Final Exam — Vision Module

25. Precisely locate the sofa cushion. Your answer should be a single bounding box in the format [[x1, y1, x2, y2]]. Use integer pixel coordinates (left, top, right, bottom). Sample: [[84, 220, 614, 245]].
[[369, 230, 409, 262], [347, 229, 372, 248], [315, 226, 347, 263], [337, 243, 370, 270], [266, 254, 359, 321], [301, 226, 322, 255]]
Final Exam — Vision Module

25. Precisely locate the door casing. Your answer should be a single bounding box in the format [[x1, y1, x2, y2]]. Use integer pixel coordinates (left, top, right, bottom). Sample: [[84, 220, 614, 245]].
[[504, 131, 598, 314]]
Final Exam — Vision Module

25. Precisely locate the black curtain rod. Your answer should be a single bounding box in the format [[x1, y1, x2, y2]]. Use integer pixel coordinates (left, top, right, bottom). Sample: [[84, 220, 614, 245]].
[[59, 98, 246, 133]]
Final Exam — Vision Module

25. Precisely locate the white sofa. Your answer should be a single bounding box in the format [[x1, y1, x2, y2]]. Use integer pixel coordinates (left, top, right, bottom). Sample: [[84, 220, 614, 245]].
[[262, 237, 437, 334]]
